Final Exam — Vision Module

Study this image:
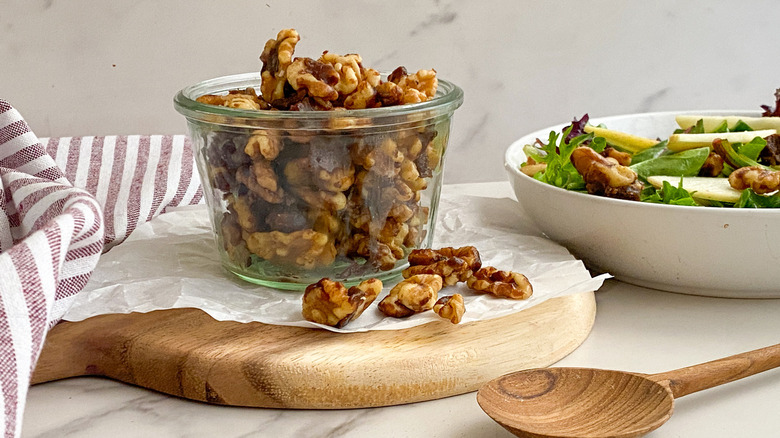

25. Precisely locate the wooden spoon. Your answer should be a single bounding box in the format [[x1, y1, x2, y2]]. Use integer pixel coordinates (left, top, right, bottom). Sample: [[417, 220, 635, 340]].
[[477, 343, 780, 438]]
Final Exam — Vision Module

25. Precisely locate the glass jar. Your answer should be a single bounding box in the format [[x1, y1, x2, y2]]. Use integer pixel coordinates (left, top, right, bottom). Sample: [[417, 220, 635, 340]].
[[174, 72, 463, 290]]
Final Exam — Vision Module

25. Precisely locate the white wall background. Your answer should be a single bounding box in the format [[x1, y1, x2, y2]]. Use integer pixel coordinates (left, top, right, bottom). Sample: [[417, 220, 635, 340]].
[[2, 0, 778, 184]]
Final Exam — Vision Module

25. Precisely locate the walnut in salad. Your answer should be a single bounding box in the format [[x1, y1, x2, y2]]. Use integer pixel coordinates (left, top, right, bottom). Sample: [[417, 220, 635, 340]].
[[521, 89, 780, 208]]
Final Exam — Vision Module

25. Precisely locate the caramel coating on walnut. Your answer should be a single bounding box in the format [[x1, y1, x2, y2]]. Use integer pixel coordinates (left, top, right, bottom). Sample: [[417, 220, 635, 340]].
[[404, 246, 482, 286], [467, 267, 533, 300], [196, 93, 262, 110], [287, 57, 340, 101], [235, 161, 284, 204], [699, 151, 725, 177], [319, 52, 363, 95], [260, 29, 300, 102], [728, 166, 780, 194], [301, 278, 382, 328], [601, 147, 632, 166], [378, 274, 442, 318], [570, 146, 643, 201], [393, 69, 438, 103], [245, 130, 282, 161], [434, 294, 465, 324], [243, 229, 336, 269]]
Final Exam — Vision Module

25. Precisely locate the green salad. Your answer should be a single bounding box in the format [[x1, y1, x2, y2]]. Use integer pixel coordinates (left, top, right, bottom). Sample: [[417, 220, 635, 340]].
[[520, 90, 780, 208]]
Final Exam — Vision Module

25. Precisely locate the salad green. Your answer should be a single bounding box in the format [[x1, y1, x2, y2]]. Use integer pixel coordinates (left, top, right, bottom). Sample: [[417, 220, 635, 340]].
[[520, 98, 780, 208]]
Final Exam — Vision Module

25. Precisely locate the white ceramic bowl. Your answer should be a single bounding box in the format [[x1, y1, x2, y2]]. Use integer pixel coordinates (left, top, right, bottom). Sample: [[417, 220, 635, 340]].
[[505, 110, 780, 298]]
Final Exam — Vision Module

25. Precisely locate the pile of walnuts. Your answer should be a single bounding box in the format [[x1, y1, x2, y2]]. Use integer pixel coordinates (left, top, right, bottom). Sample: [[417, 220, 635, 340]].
[[197, 28, 448, 277], [301, 246, 534, 327]]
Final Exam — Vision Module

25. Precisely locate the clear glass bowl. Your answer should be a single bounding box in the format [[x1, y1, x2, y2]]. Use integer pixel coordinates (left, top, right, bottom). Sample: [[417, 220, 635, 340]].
[[174, 72, 463, 290]]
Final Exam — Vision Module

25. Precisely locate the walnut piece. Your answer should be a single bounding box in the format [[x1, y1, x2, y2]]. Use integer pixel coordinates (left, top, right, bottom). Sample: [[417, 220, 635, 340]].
[[699, 151, 725, 177], [378, 274, 442, 318], [570, 146, 643, 201], [260, 29, 300, 102], [243, 229, 336, 269], [245, 130, 282, 161], [433, 294, 465, 324], [403, 246, 482, 286], [466, 267, 533, 300], [286, 57, 340, 101], [319, 52, 363, 95], [235, 161, 284, 204], [728, 165, 780, 194], [301, 278, 382, 328]]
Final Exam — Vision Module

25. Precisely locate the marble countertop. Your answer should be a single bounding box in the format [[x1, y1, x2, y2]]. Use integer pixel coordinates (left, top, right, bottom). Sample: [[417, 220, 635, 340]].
[[23, 182, 780, 438]]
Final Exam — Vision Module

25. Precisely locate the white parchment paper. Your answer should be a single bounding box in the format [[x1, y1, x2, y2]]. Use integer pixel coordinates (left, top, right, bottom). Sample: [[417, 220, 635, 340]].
[[64, 194, 610, 332]]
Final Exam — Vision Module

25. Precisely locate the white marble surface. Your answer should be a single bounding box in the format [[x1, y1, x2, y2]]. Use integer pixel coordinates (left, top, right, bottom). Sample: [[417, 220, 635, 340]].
[[22, 182, 780, 437], [2, 1, 780, 184]]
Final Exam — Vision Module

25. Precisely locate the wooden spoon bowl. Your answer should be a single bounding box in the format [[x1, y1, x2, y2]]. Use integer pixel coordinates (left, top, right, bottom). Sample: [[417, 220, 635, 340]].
[[478, 343, 780, 438]]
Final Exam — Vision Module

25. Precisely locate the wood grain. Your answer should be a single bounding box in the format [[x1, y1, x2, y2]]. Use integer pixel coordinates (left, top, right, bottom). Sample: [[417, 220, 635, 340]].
[[477, 339, 780, 438], [32, 292, 595, 409]]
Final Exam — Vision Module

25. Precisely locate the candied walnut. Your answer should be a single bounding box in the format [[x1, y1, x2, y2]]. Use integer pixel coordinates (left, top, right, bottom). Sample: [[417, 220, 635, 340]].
[[399, 158, 428, 192], [404, 255, 467, 286], [290, 185, 347, 211], [415, 138, 442, 178], [699, 151, 725, 177], [388, 202, 415, 223], [466, 267, 533, 300], [209, 165, 236, 193], [342, 68, 381, 109], [601, 146, 632, 166], [407, 246, 479, 267], [378, 274, 442, 318], [434, 294, 465, 324], [260, 28, 300, 102], [243, 228, 336, 269], [403, 205, 428, 247], [283, 155, 355, 193], [406, 246, 482, 286], [227, 194, 261, 232], [375, 218, 409, 260], [343, 232, 398, 271], [376, 81, 403, 107], [350, 137, 404, 178], [287, 57, 340, 101], [570, 146, 643, 201], [395, 69, 438, 101], [387, 66, 408, 84], [206, 132, 251, 170], [235, 161, 284, 204], [196, 93, 264, 110], [245, 130, 282, 161], [308, 209, 346, 240], [319, 52, 363, 95], [220, 212, 251, 267], [728, 165, 780, 194], [220, 211, 243, 247], [301, 278, 381, 328], [344, 79, 378, 109], [520, 162, 547, 177]]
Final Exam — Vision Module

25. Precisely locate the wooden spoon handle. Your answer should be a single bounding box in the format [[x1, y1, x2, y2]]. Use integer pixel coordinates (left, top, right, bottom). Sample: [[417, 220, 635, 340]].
[[650, 343, 780, 398]]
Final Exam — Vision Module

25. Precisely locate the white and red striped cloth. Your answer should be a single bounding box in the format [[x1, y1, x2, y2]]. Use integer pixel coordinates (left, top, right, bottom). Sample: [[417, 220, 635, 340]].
[[0, 99, 202, 438]]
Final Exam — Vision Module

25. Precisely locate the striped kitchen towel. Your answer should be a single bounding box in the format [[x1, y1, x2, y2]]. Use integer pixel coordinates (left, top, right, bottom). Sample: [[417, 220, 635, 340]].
[[0, 99, 202, 438]]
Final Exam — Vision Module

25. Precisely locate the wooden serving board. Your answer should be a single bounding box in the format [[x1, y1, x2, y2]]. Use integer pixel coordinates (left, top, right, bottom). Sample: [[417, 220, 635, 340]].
[[32, 292, 596, 409]]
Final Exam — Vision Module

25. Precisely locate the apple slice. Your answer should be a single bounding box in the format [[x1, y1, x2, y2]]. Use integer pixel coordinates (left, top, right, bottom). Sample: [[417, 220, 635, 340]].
[[676, 115, 780, 132], [583, 125, 658, 153], [667, 129, 776, 152], [647, 175, 742, 203]]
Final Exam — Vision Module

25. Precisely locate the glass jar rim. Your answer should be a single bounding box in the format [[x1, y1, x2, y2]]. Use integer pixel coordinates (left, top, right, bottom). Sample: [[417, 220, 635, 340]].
[[173, 72, 464, 130]]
